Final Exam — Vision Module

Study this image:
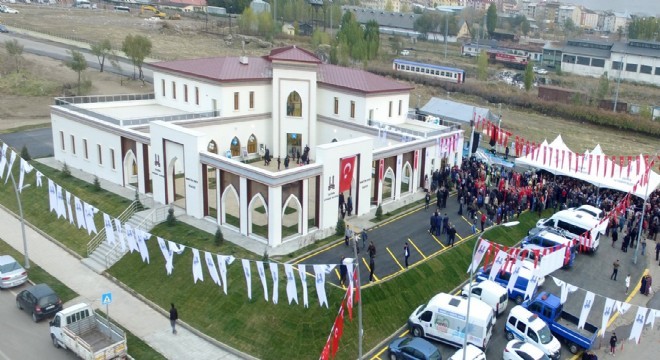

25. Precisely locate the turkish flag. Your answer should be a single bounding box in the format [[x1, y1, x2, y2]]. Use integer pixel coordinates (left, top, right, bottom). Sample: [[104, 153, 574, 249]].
[[379, 159, 384, 181], [352, 268, 360, 304], [339, 156, 356, 193], [320, 341, 331, 360], [414, 150, 419, 170], [330, 305, 345, 357], [627, 156, 632, 178]]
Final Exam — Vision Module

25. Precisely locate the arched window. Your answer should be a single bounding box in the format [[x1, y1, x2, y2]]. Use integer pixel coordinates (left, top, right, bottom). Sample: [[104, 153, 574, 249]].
[[207, 140, 218, 154], [247, 134, 257, 154], [230, 137, 240, 157], [286, 91, 302, 117]]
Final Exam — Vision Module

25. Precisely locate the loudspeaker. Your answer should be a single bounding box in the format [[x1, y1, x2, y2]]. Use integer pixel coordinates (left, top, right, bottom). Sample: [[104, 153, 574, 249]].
[[471, 133, 480, 154]]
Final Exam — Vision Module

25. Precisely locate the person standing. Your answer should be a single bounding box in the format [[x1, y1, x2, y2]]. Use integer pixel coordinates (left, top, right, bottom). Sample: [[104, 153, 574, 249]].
[[425, 192, 431, 210], [346, 195, 353, 217], [481, 213, 487, 233], [625, 274, 631, 295], [361, 228, 368, 250], [609, 332, 618, 356], [429, 212, 437, 235], [277, 156, 281, 170], [435, 212, 443, 236], [284, 155, 290, 169], [339, 257, 347, 287], [611, 259, 620, 280], [368, 241, 376, 260], [656, 241, 660, 261], [404, 242, 410, 268], [369, 257, 376, 283], [448, 224, 457, 247], [442, 213, 449, 235], [611, 227, 618, 247], [344, 225, 352, 247], [641, 238, 647, 256], [169, 303, 178, 334]]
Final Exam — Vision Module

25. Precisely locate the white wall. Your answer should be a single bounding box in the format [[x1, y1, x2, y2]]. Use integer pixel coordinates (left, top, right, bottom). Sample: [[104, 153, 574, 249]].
[[189, 118, 272, 157], [610, 53, 660, 86], [317, 87, 367, 125], [52, 114, 123, 186], [365, 93, 410, 124]]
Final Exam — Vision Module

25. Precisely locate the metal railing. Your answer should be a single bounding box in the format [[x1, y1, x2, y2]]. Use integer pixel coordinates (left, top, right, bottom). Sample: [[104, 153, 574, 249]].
[[55, 93, 155, 105], [87, 201, 140, 256], [369, 119, 459, 139], [103, 205, 171, 268]]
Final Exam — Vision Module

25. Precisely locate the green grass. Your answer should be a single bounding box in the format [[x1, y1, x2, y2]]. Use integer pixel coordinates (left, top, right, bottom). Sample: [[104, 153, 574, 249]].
[[107, 210, 546, 360], [95, 309, 167, 360], [0, 160, 134, 256], [0, 238, 78, 303]]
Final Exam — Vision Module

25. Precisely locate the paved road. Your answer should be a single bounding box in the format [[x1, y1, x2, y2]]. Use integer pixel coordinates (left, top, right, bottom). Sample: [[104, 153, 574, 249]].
[[0, 284, 76, 360], [0, 127, 53, 159]]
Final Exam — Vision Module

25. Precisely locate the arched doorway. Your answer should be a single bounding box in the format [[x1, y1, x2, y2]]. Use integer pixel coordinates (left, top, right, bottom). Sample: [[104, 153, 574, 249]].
[[400, 162, 413, 195], [248, 194, 268, 241], [123, 150, 138, 188], [230, 137, 240, 157], [282, 194, 302, 240], [383, 168, 395, 202], [286, 91, 302, 117], [167, 156, 186, 209], [221, 185, 240, 229]]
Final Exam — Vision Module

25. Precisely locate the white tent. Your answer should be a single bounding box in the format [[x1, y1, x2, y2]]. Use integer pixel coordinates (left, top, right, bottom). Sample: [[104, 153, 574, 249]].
[[515, 136, 659, 199]]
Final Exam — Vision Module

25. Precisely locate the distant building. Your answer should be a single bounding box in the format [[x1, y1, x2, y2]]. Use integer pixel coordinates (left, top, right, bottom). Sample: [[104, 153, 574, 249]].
[[250, 0, 271, 14], [602, 12, 630, 33], [557, 5, 580, 26], [580, 9, 598, 29], [359, 0, 402, 12], [281, 23, 295, 36], [544, 39, 660, 86]]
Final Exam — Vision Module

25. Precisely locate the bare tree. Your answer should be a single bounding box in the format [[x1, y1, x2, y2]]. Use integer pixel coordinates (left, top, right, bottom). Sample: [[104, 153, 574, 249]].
[[4, 39, 24, 74]]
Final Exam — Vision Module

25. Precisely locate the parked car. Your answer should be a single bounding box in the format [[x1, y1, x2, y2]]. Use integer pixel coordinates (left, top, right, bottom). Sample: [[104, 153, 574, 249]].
[[388, 337, 442, 360], [0, 5, 19, 14], [0, 255, 28, 289], [448, 344, 486, 360], [0, 24, 9, 33], [400, 49, 411, 56], [16, 284, 63, 322], [503, 339, 550, 360]]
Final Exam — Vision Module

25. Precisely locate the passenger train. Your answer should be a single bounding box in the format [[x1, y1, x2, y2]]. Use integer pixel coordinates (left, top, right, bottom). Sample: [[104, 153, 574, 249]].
[[393, 59, 466, 84]]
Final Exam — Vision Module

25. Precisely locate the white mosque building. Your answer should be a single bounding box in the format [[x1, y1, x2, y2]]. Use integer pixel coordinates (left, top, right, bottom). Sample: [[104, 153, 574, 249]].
[[51, 46, 464, 249]]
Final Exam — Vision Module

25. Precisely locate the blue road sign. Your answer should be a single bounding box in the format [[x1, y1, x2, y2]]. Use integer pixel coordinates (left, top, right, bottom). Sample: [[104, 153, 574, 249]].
[[101, 292, 113, 305]]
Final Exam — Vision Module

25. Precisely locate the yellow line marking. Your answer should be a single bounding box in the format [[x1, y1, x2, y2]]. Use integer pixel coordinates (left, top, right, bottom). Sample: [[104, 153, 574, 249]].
[[568, 269, 650, 360], [408, 238, 427, 259], [430, 233, 447, 248], [372, 205, 425, 229], [455, 232, 465, 241], [334, 268, 340, 281], [293, 240, 346, 264], [370, 330, 410, 360], [362, 256, 379, 282], [387, 247, 405, 271], [461, 215, 474, 226]]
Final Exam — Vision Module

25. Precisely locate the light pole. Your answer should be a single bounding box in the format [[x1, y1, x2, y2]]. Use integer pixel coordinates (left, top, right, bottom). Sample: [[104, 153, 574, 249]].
[[352, 233, 363, 359], [632, 152, 657, 265], [8, 170, 31, 269], [463, 221, 519, 360]]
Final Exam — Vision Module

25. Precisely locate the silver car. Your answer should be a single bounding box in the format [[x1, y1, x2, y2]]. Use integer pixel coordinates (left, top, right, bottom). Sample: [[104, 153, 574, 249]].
[[0, 255, 28, 289]]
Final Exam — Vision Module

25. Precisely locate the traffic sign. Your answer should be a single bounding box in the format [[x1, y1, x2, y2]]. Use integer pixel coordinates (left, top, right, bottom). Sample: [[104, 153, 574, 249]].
[[101, 292, 113, 305]]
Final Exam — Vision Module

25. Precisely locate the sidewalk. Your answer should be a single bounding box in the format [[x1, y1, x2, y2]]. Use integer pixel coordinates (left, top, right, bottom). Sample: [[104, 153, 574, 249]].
[[0, 205, 250, 360]]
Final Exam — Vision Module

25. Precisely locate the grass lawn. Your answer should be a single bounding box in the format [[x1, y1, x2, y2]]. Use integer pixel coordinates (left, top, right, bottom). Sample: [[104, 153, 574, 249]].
[[0, 160, 134, 256], [107, 210, 548, 360]]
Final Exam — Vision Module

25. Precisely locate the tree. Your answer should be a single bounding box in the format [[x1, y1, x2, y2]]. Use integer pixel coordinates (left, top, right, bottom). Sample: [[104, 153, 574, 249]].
[[486, 3, 497, 36], [477, 51, 488, 81], [4, 39, 24, 74], [66, 49, 88, 95], [384, 0, 394, 12], [616, 26, 624, 41], [521, 17, 530, 36], [121, 34, 152, 81], [523, 62, 534, 92], [389, 36, 403, 55], [364, 20, 380, 60], [311, 29, 331, 49], [596, 72, 610, 101], [257, 10, 275, 39], [238, 7, 257, 34], [564, 18, 576, 33], [90, 39, 113, 73], [627, 17, 660, 41]]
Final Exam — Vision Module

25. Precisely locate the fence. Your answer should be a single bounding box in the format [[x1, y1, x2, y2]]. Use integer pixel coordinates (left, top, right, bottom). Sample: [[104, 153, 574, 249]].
[[86, 200, 139, 256]]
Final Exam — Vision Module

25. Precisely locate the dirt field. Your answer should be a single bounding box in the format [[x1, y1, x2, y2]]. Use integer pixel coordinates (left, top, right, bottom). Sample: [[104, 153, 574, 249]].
[[1, 3, 658, 155]]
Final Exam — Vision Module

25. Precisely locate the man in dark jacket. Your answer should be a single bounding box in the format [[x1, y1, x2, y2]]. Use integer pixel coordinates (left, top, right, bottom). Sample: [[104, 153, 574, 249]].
[[169, 303, 178, 334]]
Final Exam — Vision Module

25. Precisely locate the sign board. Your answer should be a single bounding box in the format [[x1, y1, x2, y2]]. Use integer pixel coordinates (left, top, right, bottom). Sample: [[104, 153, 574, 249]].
[[101, 292, 113, 305]]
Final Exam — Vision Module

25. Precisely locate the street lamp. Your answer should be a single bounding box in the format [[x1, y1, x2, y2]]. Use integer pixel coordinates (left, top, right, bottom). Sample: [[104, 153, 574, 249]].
[[8, 170, 31, 269], [463, 221, 519, 360]]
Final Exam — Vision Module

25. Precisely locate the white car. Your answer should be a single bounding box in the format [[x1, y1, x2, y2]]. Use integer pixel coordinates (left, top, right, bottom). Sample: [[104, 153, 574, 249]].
[[0, 255, 28, 289], [400, 49, 410, 56], [1, 6, 19, 14], [537, 68, 548, 75], [503, 339, 550, 360]]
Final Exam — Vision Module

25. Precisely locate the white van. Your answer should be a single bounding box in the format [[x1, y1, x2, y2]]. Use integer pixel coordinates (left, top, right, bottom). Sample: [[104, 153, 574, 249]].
[[448, 344, 486, 360], [573, 205, 603, 220], [505, 306, 561, 360], [461, 280, 509, 316], [408, 292, 495, 349], [536, 209, 605, 252]]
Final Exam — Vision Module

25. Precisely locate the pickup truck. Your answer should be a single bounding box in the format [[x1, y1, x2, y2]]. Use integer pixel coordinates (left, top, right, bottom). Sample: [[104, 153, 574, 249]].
[[50, 303, 128, 360], [523, 292, 599, 354]]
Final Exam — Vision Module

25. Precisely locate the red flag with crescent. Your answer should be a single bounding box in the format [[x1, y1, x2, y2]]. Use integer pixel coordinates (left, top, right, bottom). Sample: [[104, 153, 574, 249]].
[[627, 156, 632, 178], [340, 156, 356, 193], [414, 150, 419, 170], [378, 159, 384, 181]]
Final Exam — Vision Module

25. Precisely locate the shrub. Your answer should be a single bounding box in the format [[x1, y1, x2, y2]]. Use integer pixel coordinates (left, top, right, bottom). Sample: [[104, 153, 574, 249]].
[[92, 176, 101, 192], [62, 162, 71, 178], [134, 188, 143, 211], [20, 145, 31, 161], [166, 207, 176, 226], [375, 204, 383, 221], [335, 218, 345, 236], [214, 227, 224, 246]]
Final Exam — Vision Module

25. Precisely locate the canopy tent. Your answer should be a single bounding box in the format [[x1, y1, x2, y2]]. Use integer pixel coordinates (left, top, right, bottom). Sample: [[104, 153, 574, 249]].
[[515, 135, 659, 199], [418, 98, 497, 125]]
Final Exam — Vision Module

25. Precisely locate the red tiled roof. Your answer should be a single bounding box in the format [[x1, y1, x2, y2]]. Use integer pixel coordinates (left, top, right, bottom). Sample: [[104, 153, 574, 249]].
[[267, 45, 322, 64], [318, 64, 413, 94], [151, 57, 272, 82], [152, 47, 413, 94]]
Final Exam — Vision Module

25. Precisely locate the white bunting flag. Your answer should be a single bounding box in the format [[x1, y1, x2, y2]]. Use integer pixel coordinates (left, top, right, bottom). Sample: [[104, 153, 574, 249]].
[[205, 252, 220, 286], [600, 298, 615, 337], [256, 261, 269, 302], [507, 260, 523, 295], [83, 202, 98, 235], [18, 158, 33, 192], [524, 271, 541, 301], [65, 191, 74, 225], [74, 196, 86, 230], [629, 307, 648, 344], [103, 213, 115, 246], [48, 180, 57, 213], [217, 255, 235, 295], [124, 224, 138, 253], [298, 264, 309, 308], [242, 259, 252, 300], [616, 301, 631, 315], [36, 171, 43, 187], [314, 265, 329, 308], [269, 262, 279, 305], [191, 249, 203, 283], [489, 250, 508, 281], [168, 241, 185, 255], [157, 237, 173, 275], [284, 264, 298, 305], [56, 185, 67, 220], [0, 143, 7, 179], [646, 309, 659, 328], [468, 238, 490, 273], [135, 229, 150, 264], [114, 219, 126, 252], [4, 150, 16, 185], [578, 291, 595, 330]]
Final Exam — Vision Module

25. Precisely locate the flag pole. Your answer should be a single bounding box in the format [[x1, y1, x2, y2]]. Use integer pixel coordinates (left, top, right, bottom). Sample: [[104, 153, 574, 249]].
[[354, 234, 363, 359], [632, 152, 656, 265]]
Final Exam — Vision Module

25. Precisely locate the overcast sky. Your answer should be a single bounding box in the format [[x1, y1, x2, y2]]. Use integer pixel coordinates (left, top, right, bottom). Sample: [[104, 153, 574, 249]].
[[562, 0, 660, 16]]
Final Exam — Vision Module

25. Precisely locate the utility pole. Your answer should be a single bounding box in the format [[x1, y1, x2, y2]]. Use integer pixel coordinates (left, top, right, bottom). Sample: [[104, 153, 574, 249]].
[[613, 55, 624, 112], [353, 234, 363, 359]]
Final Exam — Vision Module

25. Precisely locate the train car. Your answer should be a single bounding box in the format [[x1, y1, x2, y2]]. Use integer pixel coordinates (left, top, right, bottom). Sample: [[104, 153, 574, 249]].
[[393, 59, 466, 84], [461, 43, 492, 57], [486, 50, 529, 69]]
